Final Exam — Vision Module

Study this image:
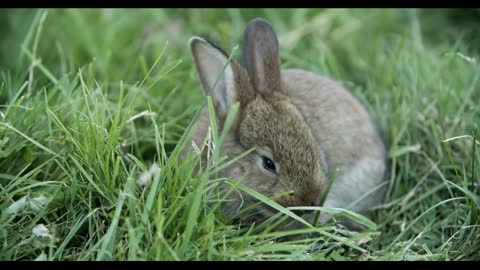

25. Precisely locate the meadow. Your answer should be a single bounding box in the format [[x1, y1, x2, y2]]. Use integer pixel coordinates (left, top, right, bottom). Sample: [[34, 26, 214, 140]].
[[0, 8, 479, 260]]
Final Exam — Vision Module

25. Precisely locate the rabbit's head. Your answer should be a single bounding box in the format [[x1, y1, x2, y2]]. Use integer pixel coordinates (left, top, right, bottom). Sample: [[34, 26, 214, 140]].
[[189, 19, 327, 222]]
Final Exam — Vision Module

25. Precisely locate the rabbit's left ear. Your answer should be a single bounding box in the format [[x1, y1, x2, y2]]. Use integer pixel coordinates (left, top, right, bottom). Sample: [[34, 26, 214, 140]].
[[189, 37, 238, 118], [243, 18, 282, 96]]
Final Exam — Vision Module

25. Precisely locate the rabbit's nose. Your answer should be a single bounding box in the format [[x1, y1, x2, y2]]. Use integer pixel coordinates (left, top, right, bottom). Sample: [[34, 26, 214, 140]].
[[280, 191, 319, 208], [304, 192, 320, 207]]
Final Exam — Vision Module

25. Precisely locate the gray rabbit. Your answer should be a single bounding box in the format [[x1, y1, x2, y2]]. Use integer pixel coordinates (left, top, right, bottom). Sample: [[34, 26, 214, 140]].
[[185, 18, 387, 230]]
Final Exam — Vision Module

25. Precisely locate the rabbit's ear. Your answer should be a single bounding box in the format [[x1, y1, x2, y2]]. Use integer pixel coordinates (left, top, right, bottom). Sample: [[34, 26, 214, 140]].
[[243, 18, 282, 96], [189, 37, 238, 117]]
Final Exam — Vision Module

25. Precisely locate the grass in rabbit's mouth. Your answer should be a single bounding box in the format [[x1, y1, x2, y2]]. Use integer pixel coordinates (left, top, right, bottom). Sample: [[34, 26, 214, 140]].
[[1, 8, 479, 261]]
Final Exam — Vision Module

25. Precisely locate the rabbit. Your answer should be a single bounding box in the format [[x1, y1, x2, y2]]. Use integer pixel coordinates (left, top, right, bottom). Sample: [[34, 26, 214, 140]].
[[184, 18, 387, 231]]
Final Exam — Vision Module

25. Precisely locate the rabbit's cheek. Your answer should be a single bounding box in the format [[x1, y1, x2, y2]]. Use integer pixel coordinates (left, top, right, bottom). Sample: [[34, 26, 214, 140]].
[[226, 167, 243, 179]]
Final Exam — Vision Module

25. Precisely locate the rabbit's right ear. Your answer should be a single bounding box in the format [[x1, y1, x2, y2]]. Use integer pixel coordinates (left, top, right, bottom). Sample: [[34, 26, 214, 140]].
[[243, 18, 283, 96], [189, 37, 239, 118]]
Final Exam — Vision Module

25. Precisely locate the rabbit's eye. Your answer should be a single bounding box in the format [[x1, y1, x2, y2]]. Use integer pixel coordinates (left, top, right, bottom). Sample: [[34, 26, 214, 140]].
[[261, 156, 277, 174]]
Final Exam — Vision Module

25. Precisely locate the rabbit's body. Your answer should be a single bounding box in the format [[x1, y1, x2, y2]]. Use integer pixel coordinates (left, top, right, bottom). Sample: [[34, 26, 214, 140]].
[[281, 69, 386, 226], [185, 18, 387, 230]]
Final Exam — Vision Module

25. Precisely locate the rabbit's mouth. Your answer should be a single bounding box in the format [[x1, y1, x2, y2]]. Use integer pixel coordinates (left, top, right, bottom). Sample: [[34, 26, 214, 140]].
[[231, 204, 274, 224], [231, 203, 314, 230]]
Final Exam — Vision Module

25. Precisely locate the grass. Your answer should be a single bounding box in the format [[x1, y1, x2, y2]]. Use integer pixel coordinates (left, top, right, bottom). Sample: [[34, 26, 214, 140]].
[[0, 8, 479, 261]]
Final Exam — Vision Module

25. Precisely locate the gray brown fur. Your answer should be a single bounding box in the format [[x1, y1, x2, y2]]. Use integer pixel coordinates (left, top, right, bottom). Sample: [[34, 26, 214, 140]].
[[184, 18, 387, 230]]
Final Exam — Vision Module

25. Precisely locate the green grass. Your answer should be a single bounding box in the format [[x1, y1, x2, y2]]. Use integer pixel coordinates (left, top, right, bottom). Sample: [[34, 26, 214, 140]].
[[1, 8, 479, 261]]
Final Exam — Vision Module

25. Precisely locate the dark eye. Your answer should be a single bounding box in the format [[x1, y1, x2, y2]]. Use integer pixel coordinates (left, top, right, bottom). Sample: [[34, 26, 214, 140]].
[[261, 156, 277, 174]]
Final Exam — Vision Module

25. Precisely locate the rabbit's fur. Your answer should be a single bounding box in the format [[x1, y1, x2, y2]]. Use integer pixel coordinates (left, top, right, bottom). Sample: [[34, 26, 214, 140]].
[[185, 18, 387, 231]]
